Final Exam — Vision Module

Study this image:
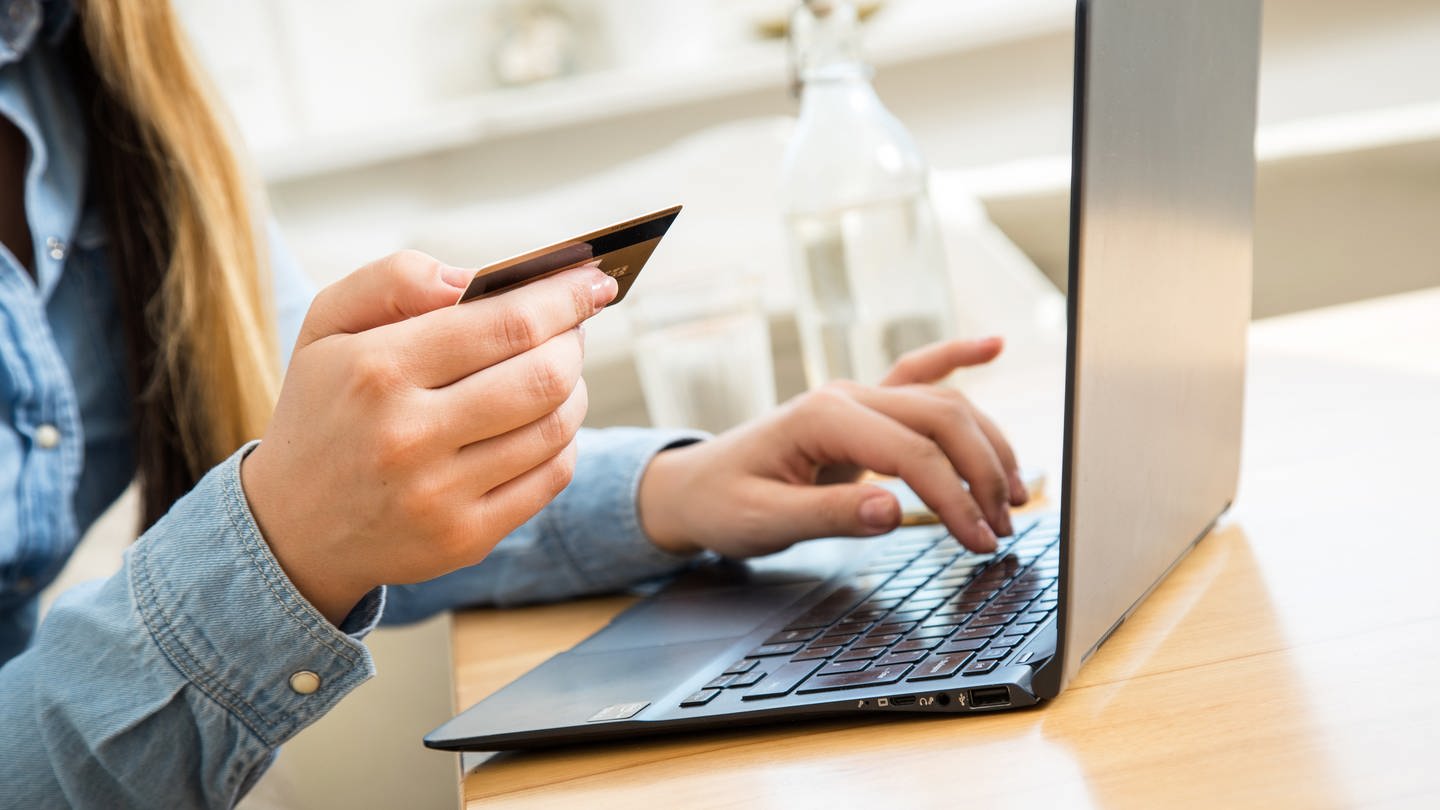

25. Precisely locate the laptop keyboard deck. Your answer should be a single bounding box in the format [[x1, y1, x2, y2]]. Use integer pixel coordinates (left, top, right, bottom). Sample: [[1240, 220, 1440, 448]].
[[680, 514, 1060, 707]]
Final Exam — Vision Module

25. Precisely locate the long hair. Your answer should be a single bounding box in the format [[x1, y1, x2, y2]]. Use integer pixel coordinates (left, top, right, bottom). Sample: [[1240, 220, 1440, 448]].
[[66, 0, 279, 528]]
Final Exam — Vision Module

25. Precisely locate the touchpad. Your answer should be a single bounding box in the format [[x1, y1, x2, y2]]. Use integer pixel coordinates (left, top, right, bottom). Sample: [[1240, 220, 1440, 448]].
[[573, 582, 815, 653]]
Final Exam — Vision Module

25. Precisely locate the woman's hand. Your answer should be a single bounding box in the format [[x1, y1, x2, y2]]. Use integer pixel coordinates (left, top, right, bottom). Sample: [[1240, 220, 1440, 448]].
[[637, 337, 1027, 559], [241, 251, 617, 623]]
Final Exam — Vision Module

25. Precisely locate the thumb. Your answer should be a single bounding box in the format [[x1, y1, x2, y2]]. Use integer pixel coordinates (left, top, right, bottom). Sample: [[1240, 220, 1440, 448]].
[[881, 336, 1004, 386], [297, 250, 471, 348], [752, 481, 902, 545]]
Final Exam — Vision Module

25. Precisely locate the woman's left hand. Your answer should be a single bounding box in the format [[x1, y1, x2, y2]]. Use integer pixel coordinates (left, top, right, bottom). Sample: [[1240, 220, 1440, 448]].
[[637, 337, 1029, 559]]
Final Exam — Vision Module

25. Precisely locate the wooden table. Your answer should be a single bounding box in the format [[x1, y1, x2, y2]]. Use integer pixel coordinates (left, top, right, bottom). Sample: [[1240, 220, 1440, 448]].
[[448, 288, 1440, 808]]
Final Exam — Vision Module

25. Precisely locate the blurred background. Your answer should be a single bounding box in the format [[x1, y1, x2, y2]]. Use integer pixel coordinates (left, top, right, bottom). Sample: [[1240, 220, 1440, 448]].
[[51, 0, 1440, 807]]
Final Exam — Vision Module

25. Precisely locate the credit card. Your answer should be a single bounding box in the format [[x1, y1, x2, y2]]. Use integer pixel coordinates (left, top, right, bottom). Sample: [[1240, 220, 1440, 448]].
[[455, 205, 682, 307]]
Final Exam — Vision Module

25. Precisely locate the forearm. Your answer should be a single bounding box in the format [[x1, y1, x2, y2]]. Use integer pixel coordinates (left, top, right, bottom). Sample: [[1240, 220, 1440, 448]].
[[0, 445, 380, 808]]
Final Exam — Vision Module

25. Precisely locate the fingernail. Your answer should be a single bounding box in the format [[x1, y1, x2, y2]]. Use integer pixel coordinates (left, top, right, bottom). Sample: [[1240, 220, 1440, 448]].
[[1009, 470, 1029, 504], [859, 495, 898, 532], [590, 271, 618, 309], [440, 264, 472, 290], [976, 520, 998, 552]]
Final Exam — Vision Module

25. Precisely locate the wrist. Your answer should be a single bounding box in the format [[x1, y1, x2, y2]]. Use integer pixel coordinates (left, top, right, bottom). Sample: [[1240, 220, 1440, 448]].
[[240, 442, 373, 625], [637, 442, 704, 557]]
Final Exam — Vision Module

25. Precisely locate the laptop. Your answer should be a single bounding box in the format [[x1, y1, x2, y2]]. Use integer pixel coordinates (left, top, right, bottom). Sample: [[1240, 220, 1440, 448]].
[[425, 0, 1261, 751]]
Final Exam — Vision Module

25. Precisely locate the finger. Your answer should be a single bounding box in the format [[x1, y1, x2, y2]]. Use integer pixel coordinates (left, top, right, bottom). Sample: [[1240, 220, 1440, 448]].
[[971, 408, 1028, 506], [746, 479, 904, 545], [433, 328, 585, 445], [460, 438, 580, 562], [834, 383, 1014, 537], [899, 385, 1026, 511], [880, 336, 1004, 386], [454, 378, 588, 494], [785, 389, 998, 552], [385, 265, 616, 388], [299, 250, 470, 349]]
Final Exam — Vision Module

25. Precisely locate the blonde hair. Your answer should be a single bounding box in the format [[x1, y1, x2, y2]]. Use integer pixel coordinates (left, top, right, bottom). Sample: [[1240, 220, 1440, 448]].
[[73, 0, 278, 526]]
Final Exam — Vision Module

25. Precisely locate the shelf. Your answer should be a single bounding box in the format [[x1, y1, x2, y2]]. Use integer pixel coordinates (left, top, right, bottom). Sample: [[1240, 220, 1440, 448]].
[[255, 0, 1073, 184], [950, 100, 1440, 202]]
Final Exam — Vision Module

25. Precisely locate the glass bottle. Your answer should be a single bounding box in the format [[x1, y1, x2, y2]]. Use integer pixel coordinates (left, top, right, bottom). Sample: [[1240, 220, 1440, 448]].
[[782, 0, 957, 387]]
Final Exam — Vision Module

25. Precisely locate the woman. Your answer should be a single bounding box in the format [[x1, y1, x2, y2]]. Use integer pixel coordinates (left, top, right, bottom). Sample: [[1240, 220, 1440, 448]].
[[0, 1, 1027, 806]]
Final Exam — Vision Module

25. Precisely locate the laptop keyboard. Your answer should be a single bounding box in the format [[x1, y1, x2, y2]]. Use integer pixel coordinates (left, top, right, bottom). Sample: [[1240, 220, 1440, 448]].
[[680, 515, 1060, 708]]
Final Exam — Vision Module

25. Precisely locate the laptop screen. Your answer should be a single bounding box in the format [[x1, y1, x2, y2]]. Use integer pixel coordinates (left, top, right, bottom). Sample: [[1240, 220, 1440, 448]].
[[1056, 0, 1261, 689]]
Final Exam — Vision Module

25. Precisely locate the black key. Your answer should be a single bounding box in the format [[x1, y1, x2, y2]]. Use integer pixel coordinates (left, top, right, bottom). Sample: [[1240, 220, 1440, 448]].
[[740, 660, 823, 700], [795, 664, 913, 694], [704, 674, 735, 689], [764, 627, 820, 646], [834, 646, 884, 662], [891, 637, 942, 653], [904, 624, 957, 640], [966, 615, 1012, 629], [814, 632, 860, 648], [876, 649, 929, 666], [1006, 587, 1046, 600], [844, 609, 890, 623], [830, 621, 872, 635], [952, 625, 1001, 640], [977, 607, 1020, 621], [903, 597, 945, 611], [791, 645, 843, 662], [727, 669, 765, 688], [874, 621, 918, 636], [987, 637, 1020, 651], [871, 586, 918, 601], [816, 659, 870, 676], [921, 613, 966, 627], [934, 637, 988, 655], [747, 642, 803, 658], [886, 609, 931, 624], [722, 659, 757, 675], [913, 585, 960, 601], [852, 634, 901, 650], [963, 659, 999, 675], [976, 618, 1019, 631], [1003, 622, 1038, 637], [975, 647, 1011, 661], [907, 654, 970, 681], [681, 689, 720, 707], [783, 576, 891, 629], [1020, 611, 1053, 624]]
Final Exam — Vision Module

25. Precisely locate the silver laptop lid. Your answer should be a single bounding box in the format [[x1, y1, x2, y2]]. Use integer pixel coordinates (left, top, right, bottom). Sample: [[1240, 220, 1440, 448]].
[[1056, 0, 1261, 689]]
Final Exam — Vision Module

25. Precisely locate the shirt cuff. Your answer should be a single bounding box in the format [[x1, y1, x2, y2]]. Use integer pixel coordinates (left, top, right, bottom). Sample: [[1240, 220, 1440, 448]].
[[130, 441, 377, 747], [545, 427, 710, 592]]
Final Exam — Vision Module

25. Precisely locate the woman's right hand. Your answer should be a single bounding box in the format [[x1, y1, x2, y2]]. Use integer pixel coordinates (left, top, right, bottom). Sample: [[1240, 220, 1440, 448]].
[[241, 251, 618, 624]]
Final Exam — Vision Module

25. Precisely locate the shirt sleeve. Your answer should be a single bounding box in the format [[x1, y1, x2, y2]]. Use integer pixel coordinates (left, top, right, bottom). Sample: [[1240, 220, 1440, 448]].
[[381, 426, 708, 624], [0, 443, 382, 809]]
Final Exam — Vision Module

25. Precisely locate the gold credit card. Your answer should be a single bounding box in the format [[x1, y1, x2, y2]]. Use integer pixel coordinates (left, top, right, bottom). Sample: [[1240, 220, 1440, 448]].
[[455, 205, 682, 307]]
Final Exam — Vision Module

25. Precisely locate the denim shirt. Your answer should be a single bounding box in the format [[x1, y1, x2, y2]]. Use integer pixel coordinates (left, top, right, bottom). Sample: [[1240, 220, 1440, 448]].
[[0, 6, 700, 806]]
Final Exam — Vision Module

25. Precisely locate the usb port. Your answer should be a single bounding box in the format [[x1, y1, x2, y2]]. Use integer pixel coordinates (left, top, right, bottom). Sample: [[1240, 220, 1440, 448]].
[[889, 695, 916, 706], [968, 687, 1011, 708]]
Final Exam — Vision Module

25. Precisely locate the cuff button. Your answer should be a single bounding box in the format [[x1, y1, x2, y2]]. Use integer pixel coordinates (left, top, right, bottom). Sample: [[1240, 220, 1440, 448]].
[[289, 671, 322, 695]]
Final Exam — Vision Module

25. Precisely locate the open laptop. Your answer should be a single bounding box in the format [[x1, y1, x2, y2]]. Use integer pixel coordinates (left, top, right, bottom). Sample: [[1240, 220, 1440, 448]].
[[425, 0, 1261, 751]]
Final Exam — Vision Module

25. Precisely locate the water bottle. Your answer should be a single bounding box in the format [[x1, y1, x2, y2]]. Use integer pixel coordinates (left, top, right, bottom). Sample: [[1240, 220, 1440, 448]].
[[782, 0, 957, 387]]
